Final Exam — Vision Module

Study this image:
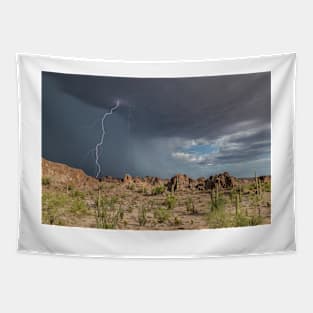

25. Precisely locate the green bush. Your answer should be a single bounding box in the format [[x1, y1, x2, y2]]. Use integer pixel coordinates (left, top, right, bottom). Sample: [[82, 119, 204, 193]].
[[154, 207, 170, 223], [151, 185, 165, 195], [165, 194, 176, 210], [42, 192, 69, 225], [207, 208, 229, 228], [95, 195, 123, 229], [234, 214, 250, 227], [42, 193, 69, 209], [70, 198, 87, 214], [234, 214, 264, 227]]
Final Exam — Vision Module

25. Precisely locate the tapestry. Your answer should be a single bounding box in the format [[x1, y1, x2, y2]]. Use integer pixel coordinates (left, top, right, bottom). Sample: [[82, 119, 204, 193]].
[[17, 53, 296, 257]]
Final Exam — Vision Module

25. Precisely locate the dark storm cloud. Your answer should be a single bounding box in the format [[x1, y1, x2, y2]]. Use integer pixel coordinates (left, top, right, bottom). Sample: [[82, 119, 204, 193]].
[[46, 71, 270, 139], [42, 71, 271, 178]]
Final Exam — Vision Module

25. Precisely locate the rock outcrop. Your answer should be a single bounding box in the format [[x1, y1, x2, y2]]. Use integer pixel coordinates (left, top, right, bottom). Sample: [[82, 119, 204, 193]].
[[205, 172, 236, 190], [122, 171, 239, 192], [195, 177, 206, 191], [43, 158, 269, 194], [167, 174, 193, 192]]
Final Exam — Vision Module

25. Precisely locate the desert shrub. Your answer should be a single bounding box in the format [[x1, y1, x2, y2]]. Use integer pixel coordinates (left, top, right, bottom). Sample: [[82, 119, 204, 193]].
[[165, 194, 176, 210], [95, 196, 123, 229], [70, 198, 87, 214], [42, 193, 69, 209], [70, 189, 85, 199], [234, 213, 250, 227], [154, 207, 170, 223], [234, 213, 264, 227], [207, 210, 261, 229], [151, 185, 165, 195], [42, 176, 51, 186], [185, 197, 198, 214], [207, 209, 230, 228], [42, 192, 69, 225], [138, 206, 147, 226]]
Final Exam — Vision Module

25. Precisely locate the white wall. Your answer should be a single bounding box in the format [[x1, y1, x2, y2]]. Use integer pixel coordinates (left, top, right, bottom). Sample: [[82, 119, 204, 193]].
[[0, 1, 311, 312]]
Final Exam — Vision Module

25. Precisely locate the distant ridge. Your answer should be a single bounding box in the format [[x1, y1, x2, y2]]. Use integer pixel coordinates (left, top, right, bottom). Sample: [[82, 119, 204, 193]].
[[42, 158, 270, 192]]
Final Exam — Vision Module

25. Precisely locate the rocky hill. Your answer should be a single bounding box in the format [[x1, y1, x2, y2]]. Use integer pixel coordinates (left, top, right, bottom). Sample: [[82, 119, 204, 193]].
[[42, 158, 99, 190]]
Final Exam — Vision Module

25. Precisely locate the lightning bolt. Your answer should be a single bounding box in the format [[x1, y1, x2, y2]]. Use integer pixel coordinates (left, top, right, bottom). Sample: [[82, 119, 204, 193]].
[[95, 101, 120, 178]]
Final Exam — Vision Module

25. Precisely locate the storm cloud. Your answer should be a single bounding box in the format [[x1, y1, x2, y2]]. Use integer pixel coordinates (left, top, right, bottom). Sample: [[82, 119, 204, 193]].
[[42, 71, 271, 178]]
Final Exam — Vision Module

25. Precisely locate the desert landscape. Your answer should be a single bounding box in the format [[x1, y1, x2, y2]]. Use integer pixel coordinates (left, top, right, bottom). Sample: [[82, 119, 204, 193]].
[[42, 71, 271, 231], [42, 158, 271, 230]]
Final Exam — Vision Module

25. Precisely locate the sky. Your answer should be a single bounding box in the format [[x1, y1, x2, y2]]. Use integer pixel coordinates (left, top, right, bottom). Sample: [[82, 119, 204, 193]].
[[42, 71, 271, 179]]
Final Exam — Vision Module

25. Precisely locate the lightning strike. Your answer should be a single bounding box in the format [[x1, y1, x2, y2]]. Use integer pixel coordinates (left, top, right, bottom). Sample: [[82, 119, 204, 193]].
[[95, 101, 120, 178]]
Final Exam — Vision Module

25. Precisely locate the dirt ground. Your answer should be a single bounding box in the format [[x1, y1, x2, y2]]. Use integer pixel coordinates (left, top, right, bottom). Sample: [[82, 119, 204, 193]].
[[42, 178, 271, 230]]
